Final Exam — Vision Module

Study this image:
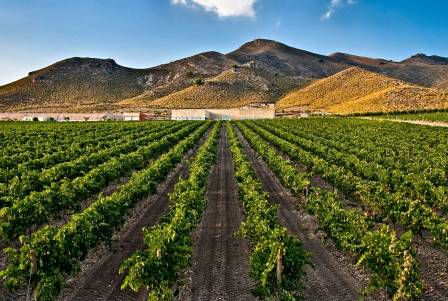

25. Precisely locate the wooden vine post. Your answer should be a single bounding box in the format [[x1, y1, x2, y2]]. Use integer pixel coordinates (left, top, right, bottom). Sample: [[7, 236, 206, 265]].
[[276, 247, 283, 287], [30, 249, 37, 274]]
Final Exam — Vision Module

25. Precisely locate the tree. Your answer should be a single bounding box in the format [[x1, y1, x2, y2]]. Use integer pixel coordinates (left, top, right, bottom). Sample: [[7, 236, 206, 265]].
[[192, 78, 204, 86]]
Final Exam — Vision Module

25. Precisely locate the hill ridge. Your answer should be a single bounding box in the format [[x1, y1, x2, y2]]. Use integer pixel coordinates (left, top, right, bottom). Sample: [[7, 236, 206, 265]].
[[277, 67, 448, 114], [1, 39, 448, 113]]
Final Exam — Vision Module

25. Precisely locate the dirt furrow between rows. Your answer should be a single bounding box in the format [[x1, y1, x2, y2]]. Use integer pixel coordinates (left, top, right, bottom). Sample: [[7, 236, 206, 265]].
[[59, 130, 211, 301], [237, 128, 367, 301], [416, 237, 448, 301], [178, 127, 254, 301], [248, 123, 448, 300]]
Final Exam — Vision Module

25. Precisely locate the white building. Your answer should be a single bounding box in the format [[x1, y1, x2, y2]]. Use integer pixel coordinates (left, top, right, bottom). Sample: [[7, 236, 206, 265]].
[[171, 104, 275, 121], [22, 116, 51, 121], [123, 113, 140, 121], [172, 109, 209, 120]]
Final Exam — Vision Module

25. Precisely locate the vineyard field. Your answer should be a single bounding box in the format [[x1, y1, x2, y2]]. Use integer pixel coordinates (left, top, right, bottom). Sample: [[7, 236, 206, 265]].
[[381, 111, 448, 123], [0, 118, 447, 301]]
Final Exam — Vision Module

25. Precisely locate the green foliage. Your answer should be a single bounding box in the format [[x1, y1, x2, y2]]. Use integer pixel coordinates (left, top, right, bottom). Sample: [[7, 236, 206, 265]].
[[308, 189, 422, 299], [0, 122, 210, 300], [248, 119, 448, 249], [0, 122, 166, 183], [227, 123, 310, 300], [192, 78, 204, 86], [236, 122, 309, 196], [119, 122, 221, 299], [241, 119, 424, 300], [0, 122, 198, 240], [382, 112, 448, 123]]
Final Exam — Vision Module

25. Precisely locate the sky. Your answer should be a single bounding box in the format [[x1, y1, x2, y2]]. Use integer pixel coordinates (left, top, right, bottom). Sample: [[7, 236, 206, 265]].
[[0, 0, 447, 85]]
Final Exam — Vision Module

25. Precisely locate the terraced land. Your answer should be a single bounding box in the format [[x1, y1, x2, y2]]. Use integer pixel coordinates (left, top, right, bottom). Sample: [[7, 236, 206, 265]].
[[0, 118, 447, 301]]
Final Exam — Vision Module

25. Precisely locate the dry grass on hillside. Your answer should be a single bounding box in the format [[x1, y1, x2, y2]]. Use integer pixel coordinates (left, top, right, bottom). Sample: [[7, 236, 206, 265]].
[[0, 58, 148, 113], [277, 67, 448, 114], [123, 66, 302, 109]]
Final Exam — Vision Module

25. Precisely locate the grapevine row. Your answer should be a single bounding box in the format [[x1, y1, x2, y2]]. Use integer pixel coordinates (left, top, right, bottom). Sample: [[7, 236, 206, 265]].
[[245, 121, 448, 249], [268, 120, 448, 211], [0, 121, 210, 300], [119, 122, 221, 300], [0, 122, 184, 204], [227, 123, 309, 300], [0, 122, 202, 240], [237, 121, 422, 299], [0, 122, 138, 167], [0, 123, 165, 183], [267, 118, 447, 187]]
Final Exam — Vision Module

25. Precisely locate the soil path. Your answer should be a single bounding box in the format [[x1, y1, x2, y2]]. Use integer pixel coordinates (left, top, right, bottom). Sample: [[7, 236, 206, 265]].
[[251, 122, 448, 300], [416, 237, 448, 301], [358, 117, 448, 127], [236, 128, 365, 301], [178, 127, 254, 301], [61, 131, 211, 301]]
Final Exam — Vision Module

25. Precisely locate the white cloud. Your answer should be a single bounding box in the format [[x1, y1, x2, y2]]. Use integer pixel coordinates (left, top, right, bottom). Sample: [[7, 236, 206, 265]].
[[171, 0, 257, 17], [322, 0, 356, 20]]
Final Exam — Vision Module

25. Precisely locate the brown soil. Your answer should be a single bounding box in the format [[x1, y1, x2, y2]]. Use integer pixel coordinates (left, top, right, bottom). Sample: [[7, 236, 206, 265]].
[[246, 124, 448, 300], [57, 131, 212, 301], [178, 127, 254, 301], [416, 236, 448, 301], [0, 176, 131, 301], [236, 128, 376, 301]]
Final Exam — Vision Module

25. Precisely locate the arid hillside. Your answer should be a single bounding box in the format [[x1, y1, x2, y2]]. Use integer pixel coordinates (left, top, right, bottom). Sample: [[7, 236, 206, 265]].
[[120, 39, 349, 109], [1, 39, 448, 113], [277, 67, 448, 114], [330, 52, 448, 89], [0, 39, 350, 112], [124, 63, 303, 109], [0, 52, 238, 113], [0, 58, 149, 112]]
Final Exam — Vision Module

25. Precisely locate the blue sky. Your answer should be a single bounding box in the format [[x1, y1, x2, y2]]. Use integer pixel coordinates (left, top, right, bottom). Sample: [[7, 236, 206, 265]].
[[0, 0, 447, 85]]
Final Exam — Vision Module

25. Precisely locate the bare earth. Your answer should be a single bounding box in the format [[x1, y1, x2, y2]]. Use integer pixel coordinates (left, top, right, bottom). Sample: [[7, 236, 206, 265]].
[[57, 131, 211, 301], [178, 127, 254, 301], [236, 128, 372, 301]]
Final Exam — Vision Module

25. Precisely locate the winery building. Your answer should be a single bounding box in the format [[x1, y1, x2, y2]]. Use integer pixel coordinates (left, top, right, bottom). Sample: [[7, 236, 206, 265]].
[[171, 104, 275, 120]]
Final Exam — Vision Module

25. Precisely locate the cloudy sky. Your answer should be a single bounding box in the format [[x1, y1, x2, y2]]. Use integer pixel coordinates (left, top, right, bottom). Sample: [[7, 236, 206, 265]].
[[0, 0, 447, 85]]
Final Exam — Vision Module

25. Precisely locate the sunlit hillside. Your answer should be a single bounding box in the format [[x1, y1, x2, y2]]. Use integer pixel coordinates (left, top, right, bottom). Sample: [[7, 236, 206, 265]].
[[277, 67, 448, 114]]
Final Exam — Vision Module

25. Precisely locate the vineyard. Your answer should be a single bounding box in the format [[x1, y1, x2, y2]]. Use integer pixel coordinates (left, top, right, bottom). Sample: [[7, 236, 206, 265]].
[[381, 112, 448, 123], [0, 118, 447, 301]]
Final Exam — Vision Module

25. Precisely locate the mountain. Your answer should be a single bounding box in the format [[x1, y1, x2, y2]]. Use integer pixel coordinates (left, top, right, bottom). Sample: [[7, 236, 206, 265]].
[[401, 53, 448, 65], [277, 67, 448, 114], [121, 39, 349, 109], [1, 38, 448, 113], [0, 58, 149, 112], [0, 52, 238, 112], [227, 39, 348, 78], [330, 52, 448, 88], [134, 63, 301, 109]]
